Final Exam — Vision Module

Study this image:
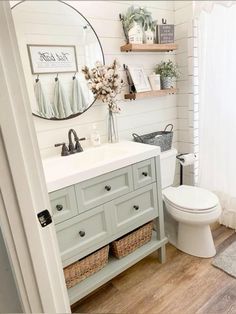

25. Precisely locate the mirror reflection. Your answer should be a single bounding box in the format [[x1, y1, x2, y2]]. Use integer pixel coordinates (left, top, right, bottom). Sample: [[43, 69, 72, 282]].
[[12, 1, 104, 120]]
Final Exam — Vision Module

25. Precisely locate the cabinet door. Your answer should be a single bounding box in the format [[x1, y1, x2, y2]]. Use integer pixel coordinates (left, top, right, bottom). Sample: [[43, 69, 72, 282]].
[[133, 158, 156, 190], [106, 183, 158, 235], [49, 186, 78, 224], [56, 206, 113, 265], [75, 166, 133, 213]]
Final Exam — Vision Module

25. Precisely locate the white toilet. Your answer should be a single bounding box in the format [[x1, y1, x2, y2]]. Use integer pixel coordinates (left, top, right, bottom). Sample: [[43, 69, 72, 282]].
[[160, 149, 221, 258]]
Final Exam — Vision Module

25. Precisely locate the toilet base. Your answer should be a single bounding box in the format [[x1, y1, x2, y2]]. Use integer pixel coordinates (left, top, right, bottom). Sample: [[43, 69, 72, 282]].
[[177, 223, 216, 258]]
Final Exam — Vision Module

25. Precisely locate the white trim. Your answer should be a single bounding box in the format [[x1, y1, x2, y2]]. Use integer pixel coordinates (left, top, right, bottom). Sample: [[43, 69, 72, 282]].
[[0, 2, 70, 312], [0, 133, 34, 312]]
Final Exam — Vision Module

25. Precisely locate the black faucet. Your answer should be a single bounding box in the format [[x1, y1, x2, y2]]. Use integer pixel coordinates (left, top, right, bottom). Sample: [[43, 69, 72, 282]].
[[68, 128, 84, 153], [55, 129, 85, 156]]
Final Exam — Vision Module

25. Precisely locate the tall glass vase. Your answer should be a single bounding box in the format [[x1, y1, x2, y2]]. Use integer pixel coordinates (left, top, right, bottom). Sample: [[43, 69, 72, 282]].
[[107, 109, 119, 143]]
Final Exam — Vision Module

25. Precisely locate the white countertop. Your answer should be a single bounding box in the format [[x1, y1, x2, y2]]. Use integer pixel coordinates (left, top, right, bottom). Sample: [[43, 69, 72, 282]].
[[42, 141, 160, 192]]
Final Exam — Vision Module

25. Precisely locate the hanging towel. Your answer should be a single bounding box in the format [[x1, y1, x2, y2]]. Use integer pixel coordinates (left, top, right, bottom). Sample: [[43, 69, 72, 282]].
[[53, 79, 73, 119], [71, 76, 88, 114], [34, 79, 55, 119]]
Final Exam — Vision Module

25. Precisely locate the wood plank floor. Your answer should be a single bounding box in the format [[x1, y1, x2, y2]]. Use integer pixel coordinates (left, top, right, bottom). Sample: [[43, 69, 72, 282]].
[[72, 225, 236, 314]]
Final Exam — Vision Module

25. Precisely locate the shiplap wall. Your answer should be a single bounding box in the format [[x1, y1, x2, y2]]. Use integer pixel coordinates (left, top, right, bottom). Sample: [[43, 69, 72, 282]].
[[22, 1, 178, 158], [174, 1, 195, 185]]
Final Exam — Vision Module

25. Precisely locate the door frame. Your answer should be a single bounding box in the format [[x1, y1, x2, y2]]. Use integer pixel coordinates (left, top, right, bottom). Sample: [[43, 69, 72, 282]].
[[0, 2, 70, 312]]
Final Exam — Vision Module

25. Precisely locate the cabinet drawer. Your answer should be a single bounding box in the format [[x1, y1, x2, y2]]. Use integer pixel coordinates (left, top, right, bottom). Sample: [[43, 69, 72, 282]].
[[107, 183, 158, 234], [75, 166, 133, 213], [49, 186, 78, 224], [56, 206, 112, 263], [133, 158, 156, 190]]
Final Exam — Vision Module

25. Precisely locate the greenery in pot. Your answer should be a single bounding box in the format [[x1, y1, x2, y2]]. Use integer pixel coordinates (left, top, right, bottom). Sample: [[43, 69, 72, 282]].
[[120, 6, 156, 42], [154, 60, 180, 89], [154, 60, 180, 79]]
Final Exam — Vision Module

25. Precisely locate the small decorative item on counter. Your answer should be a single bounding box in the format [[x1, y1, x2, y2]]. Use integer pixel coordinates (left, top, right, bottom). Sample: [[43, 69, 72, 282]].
[[90, 124, 101, 146], [154, 60, 180, 89], [156, 19, 174, 44], [119, 6, 156, 44], [148, 73, 161, 90], [82, 60, 124, 143]]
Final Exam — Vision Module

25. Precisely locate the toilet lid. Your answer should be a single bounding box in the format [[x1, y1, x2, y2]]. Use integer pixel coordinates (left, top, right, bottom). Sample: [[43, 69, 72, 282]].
[[163, 185, 219, 211]]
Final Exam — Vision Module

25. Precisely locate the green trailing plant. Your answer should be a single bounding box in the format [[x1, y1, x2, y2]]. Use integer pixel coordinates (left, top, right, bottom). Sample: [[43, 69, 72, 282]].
[[120, 6, 157, 42], [148, 20, 157, 32], [140, 8, 157, 32], [154, 60, 180, 78]]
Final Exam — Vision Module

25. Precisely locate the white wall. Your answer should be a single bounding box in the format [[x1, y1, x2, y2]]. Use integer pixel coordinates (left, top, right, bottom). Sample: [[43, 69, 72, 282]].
[[175, 1, 195, 185], [16, 1, 178, 158]]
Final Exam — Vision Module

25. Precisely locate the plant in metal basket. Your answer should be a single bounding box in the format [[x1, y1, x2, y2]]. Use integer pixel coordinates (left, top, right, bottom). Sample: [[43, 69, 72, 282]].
[[154, 60, 180, 89]]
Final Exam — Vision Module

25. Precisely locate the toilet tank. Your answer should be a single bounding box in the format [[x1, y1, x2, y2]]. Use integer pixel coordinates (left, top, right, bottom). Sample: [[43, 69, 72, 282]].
[[160, 148, 177, 189]]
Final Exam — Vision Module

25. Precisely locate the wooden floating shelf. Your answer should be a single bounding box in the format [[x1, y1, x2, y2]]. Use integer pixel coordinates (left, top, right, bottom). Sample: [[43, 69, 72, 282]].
[[125, 88, 177, 100], [120, 43, 177, 52]]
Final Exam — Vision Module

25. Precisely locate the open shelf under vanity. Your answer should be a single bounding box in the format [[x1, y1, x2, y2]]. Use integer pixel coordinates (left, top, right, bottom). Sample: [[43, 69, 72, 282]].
[[68, 232, 167, 304]]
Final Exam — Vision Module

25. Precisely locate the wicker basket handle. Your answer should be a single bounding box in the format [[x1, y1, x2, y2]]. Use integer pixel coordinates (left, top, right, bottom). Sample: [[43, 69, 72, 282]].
[[164, 124, 173, 132], [132, 133, 144, 143]]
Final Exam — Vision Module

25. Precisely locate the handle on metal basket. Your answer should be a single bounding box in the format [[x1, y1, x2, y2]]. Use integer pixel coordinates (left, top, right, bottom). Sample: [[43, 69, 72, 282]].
[[132, 133, 144, 143], [164, 124, 173, 132]]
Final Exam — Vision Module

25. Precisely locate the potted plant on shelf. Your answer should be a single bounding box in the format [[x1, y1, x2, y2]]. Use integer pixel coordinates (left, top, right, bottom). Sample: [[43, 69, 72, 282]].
[[154, 60, 180, 89], [120, 6, 156, 44]]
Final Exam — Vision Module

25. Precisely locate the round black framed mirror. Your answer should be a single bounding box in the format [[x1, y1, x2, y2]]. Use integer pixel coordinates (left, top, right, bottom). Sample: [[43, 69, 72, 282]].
[[12, 0, 105, 120]]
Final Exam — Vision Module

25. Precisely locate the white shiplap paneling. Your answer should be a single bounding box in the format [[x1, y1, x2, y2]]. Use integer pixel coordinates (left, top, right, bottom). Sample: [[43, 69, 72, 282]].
[[21, 1, 178, 158], [175, 1, 195, 185]]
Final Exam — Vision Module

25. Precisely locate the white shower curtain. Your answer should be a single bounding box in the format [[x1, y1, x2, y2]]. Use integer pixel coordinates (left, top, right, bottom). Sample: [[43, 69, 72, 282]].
[[197, 4, 236, 229]]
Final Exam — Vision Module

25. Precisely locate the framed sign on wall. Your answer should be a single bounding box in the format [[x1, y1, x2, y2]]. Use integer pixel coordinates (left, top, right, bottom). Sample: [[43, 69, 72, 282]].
[[27, 44, 78, 74]]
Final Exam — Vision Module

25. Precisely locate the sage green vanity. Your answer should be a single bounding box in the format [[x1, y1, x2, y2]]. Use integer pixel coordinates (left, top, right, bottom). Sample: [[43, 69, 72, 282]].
[[44, 141, 167, 304]]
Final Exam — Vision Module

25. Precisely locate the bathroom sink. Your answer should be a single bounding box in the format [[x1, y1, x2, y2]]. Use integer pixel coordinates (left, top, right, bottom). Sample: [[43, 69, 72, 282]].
[[42, 141, 161, 192]]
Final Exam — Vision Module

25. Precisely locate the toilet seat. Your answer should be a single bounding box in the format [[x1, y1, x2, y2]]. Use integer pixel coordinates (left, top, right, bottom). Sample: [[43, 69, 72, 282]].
[[164, 198, 218, 214], [163, 185, 219, 214]]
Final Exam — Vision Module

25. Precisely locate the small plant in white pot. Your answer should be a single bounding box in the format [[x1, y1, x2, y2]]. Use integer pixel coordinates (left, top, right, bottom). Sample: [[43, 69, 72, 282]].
[[154, 60, 180, 89]]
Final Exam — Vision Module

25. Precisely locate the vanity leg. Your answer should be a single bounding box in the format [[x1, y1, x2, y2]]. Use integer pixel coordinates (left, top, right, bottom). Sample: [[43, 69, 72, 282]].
[[158, 245, 166, 263]]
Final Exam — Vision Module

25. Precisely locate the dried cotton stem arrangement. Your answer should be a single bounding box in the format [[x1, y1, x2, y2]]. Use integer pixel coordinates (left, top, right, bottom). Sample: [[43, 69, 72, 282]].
[[82, 60, 124, 113]]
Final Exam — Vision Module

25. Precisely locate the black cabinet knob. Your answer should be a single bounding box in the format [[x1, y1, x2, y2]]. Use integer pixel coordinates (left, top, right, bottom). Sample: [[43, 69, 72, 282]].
[[142, 171, 148, 177], [105, 185, 111, 191], [79, 230, 85, 237], [133, 205, 139, 210], [56, 204, 63, 211]]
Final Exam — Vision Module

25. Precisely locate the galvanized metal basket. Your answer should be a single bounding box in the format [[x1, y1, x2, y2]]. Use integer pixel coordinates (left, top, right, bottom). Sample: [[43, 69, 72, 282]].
[[132, 124, 173, 152]]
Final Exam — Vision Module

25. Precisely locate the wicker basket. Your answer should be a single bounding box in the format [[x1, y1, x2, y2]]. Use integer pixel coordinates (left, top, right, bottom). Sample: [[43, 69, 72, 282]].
[[64, 245, 109, 289], [110, 222, 153, 259], [132, 124, 173, 152]]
